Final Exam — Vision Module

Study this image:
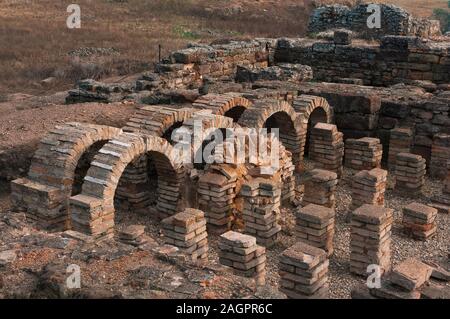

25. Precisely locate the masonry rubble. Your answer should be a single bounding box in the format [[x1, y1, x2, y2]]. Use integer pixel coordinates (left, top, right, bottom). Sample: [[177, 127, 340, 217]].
[[279, 242, 329, 299], [117, 225, 148, 247], [350, 204, 393, 276], [302, 169, 338, 210], [309, 123, 344, 177], [161, 208, 208, 262], [218, 231, 266, 285], [240, 179, 281, 247], [394, 153, 426, 195], [344, 137, 382, 171], [402, 203, 438, 241], [352, 258, 437, 299], [295, 204, 335, 256], [235, 63, 313, 83]]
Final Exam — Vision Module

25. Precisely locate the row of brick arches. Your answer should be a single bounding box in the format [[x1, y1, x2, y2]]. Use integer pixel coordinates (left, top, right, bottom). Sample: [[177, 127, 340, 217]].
[[11, 93, 332, 238]]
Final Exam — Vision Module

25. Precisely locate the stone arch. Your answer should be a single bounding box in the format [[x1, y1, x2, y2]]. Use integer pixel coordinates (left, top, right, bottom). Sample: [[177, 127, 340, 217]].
[[238, 99, 303, 167], [293, 95, 332, 161], [69, 133, 185, 239], [123, 105, 195, 143], [193, 93, 252, 122], [11, 122, 122, 231]]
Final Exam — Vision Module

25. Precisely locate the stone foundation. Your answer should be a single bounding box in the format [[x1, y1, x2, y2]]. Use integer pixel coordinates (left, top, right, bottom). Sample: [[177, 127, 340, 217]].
[[431, 161, 450, 214]]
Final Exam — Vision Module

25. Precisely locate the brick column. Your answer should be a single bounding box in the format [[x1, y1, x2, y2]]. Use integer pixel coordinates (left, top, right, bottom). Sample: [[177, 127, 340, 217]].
[[431, 161, 450, 214], [302, 169, 338, 210], [241, 179, 281, 247], [279, 242, 329, 299], [388, 127, 413, 169], [350, 168, 387, 212], [295, 204, 335, 256], [161, 208, 208, 262], [430, 134, 450, 179], [350, 204, 393, 276], [309, 123, 344, 177], [198, 172, 237, 234], [345, 137, 382, 170], [218, 231, 266, 286], [394, 153, 426, 195], [402, 203, 437, 241]]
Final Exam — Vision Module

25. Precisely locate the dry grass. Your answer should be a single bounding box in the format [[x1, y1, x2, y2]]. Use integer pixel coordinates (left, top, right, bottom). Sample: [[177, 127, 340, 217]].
[[0, 0, 446, 96]]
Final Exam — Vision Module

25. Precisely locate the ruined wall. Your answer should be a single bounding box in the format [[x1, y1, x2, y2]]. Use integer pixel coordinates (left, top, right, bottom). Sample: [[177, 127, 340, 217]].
[[308, 4, 441, 39], [275, 36, 450, 86], [297, 82, 450, 165], [136, 40, 276, 91]]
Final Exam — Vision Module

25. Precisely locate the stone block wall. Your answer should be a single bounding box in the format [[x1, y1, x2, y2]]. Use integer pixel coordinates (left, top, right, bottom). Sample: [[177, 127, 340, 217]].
[[275, 36, 450, 86], [308, 4, 441, 40]]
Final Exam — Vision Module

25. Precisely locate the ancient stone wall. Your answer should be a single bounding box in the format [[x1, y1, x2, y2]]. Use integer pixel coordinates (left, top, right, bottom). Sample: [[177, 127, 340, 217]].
[[308, 4, 441, 39], [275, 36, 450, 86]]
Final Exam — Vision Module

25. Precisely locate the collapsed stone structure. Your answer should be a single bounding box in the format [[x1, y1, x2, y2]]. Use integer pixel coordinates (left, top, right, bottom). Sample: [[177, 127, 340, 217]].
[[5, 3, 450, 300]]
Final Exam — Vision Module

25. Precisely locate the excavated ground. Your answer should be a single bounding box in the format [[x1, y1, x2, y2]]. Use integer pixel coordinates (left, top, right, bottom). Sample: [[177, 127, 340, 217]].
[[0, 159, 448, 299]]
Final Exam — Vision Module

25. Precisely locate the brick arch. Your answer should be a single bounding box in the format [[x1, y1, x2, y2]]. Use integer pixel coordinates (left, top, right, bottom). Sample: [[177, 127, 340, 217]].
[[238, 99, 303, 167], [193, 93, 252, 122], [11, 122, 122, 230], [176, 111, 236, 169], [292, 95, 332, 162], [69, 133, 185, 239], [123, 105, 195, 143]]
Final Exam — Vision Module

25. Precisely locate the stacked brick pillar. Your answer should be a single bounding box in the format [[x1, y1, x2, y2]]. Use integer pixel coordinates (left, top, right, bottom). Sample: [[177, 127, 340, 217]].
[[240, 179, 281, 247], [295, 204, 335, 256], [394, 153, 426, 195], [302, 169, 338, 210], [279, 242, 329, 299], [344, 137, 382, 170], [402, 203, 438, 240], [350, 204, 393, 276], [161, 208, 209, 262], [388, 127, 413, 169], [198, 171, 237, 234], [309, 123, 344, 177], [350, 168, 387, 212], [429, 134, 450, 179], [218, 231, 266, 285], [431, 161, 450, 214]]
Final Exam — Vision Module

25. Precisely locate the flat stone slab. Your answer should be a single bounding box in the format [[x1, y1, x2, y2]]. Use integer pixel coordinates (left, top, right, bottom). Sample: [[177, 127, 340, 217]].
[[403, 202, 437, 221], [280, 242, 327, 270], [220, 231, 257, 248], [296, 204, 334, 224], [352, 204, 393, 225], [390, 258, 433, 291]]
